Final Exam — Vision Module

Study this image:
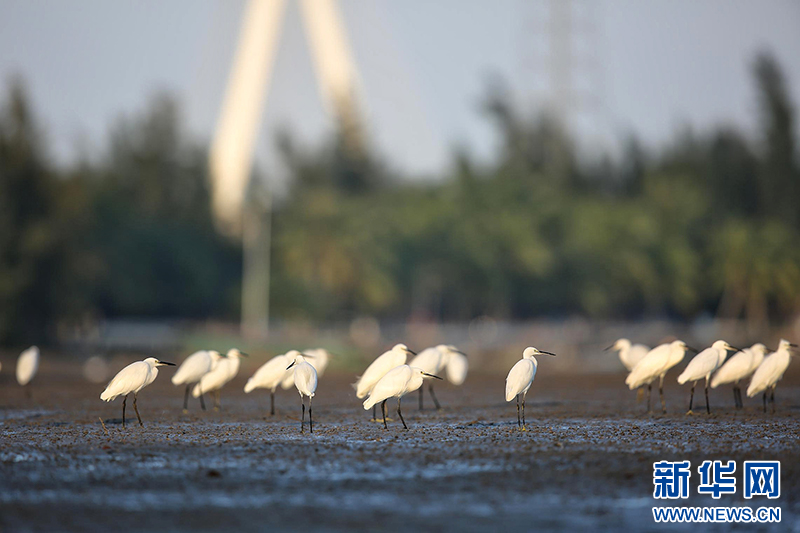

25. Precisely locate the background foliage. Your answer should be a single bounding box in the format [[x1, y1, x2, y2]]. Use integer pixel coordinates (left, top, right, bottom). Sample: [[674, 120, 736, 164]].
[[1, 52, 798, 343]]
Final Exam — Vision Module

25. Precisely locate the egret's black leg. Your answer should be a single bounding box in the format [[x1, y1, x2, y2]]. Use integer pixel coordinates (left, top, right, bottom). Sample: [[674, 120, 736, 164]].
[[687, 383, 695, 414], [309, 396, 313, 433], [770, 387, 776, 414], [763, 391, 767, 413], [704, 380, 710, 414], [301, 398, 305, 433], [133, 393, 143, 427], [381, 400, 388, 430], [516, 394, 521, 427], [122, 394, 127, 428], [270, 391, 275, 416], [372, 404, 376, 421], [733, 386, 740, 409], [183, 385, 190, 412], [647, 384, 652, 413], [418, 387, 424, 410], [397, 398, 407, 429], [429, 384, 441, 410], [521, 393, 526, 430], [659, 375, 666, 414], [199, 392, 206, 411]]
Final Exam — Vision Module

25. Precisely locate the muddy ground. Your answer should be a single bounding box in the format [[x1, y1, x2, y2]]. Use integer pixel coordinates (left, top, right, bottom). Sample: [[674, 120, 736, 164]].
[[1, 362, 798, 532]]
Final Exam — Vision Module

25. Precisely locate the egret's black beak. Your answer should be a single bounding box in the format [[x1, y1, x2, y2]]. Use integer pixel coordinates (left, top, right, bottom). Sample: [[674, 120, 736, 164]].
[[603, 344, 614, 351], [454, 349, 468, 357], [540, 351, 557, 356], [286, 362, 296, 370], [159, 361, 176, 366], [301, 352, 316, 358], [239, 351, 249, 358], [686, 346, 699, 353], [789, 343, 798, 348], [406, 348, 417, 356], [728, 345, 743, 352], [422, 372, 443, 380]]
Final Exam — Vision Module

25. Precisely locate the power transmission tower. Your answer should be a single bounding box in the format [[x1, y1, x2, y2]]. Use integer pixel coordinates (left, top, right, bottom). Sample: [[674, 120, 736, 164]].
[[517, 0, 604, 141], [209, 0, 365, 338]]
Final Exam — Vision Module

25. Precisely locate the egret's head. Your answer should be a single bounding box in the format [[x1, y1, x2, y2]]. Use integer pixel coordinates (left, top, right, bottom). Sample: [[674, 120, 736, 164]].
[[712, 340, 740, 352], [208, 350, 224, 361], [522, 346, 556, 359], [670, 340, 695, 352], [393, 343, 417, 356], [445, 345, 467, 356], [227, 348, 248, 359], [145, 357, 175, 367], [285, 350, 312, 370], [604, 338, 630, 352], [779, 339, 797, 352], [751, 343, 768, 355], [411, 366, 443, 380]]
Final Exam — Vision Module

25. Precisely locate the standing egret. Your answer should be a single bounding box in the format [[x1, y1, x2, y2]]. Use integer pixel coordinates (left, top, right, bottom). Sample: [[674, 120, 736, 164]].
[[677, 340, 739, 414], [278, 348, 330, 389], [747, 339, 797, 413], [710, 343, 768, 409], [192, 348, 247, 410], [442, 345, 468, 386], [244, 352, 295, 415], [16, 346, 40, 393], [505, 347, 556, 430], [100, 357, 175, 427], [626, 340, 691, 413], [354, 343, 416, 420], [363, 365, 442, 429], [605, 338, 650, 371], [409, 345, 446, 410], [172, 350, 224, 412], [286, 352, 318, 433]]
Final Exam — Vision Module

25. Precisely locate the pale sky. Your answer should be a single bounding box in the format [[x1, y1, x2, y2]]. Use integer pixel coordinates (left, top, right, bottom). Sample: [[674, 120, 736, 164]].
[[1, 0, 799, 183]]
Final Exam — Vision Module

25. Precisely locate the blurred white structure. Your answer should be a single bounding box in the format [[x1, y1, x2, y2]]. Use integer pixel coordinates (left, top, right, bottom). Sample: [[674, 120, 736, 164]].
[[210, 0, 364, 338]]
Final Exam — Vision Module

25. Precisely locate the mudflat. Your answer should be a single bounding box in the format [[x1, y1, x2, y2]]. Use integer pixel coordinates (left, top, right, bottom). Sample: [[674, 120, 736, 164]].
[[1, 366, 798, 532]]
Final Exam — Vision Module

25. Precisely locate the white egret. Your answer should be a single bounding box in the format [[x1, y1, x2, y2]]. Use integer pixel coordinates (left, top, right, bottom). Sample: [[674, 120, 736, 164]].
[[286, 352, 318, 433], [277, 347, 331, 389], [626, 340, 691, 413], [606, 339, 650, 403], [244, 352, 294, 415], [605, 338, 650, 371], [677, 340, 739, 414], [354, 343, 416, 420], [192, 348, 247, 410], [710, 343, 768, 409], [100, 357, 175, 427], [363, 365, 442, 429], [505, 347, 556, 430], [747, 339, 797, 413], [442, 345, 468, 386], [172, 350, 224, 412], [409, 345, 446, 410], [16, 346, 40, 390]]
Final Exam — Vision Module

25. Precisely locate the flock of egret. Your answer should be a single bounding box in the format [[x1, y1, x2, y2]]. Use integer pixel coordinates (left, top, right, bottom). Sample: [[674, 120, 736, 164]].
[[3, 336, 795, 433], [609, 338, 797, 414]]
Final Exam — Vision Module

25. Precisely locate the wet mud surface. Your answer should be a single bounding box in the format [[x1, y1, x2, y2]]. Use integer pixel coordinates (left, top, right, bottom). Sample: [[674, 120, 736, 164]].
[[1, 367, 799, 532]]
